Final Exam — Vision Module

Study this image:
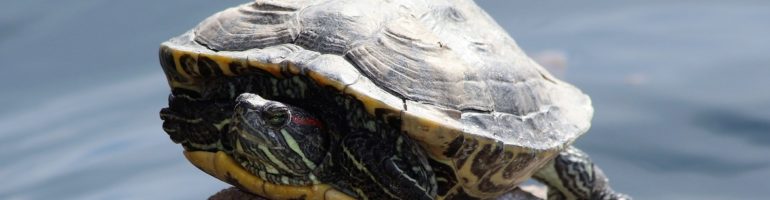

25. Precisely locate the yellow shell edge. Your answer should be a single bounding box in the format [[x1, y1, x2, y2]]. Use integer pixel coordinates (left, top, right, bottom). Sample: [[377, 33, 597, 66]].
[[183, 151, 355, 200]]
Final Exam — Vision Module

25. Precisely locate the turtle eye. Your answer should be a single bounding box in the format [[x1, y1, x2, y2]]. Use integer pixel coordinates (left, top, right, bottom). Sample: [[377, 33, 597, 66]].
[[263, 103, 290, 128]]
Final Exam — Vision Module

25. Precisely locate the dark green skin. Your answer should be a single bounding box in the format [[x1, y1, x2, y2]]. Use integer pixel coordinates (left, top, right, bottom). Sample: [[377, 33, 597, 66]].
[[229, 93, 436, 200]]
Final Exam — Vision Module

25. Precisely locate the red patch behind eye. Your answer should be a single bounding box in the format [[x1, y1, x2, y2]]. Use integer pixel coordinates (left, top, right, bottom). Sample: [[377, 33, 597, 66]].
[[291, 115, 324, 128]]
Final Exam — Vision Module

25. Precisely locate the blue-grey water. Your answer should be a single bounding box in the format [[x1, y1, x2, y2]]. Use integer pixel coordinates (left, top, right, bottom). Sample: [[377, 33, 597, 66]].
[[1, 1, 768, 199]]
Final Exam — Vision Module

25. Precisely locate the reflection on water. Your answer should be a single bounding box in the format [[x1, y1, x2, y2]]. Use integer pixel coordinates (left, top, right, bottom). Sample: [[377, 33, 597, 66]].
[[1, 0, 768, 199], [695, 110, 770, 146]]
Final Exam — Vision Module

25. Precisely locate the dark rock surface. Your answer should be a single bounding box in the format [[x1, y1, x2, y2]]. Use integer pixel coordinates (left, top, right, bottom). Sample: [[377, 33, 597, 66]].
[[208, 187, 268, 200]]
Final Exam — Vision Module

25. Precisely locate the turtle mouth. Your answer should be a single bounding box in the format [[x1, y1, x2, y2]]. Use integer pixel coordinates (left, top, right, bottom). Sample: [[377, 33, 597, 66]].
[[234, 153, 317, 185]]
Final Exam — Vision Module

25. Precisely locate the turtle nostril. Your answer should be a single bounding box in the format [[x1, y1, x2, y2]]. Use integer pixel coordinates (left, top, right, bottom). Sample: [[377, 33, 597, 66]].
[[235, 94, 256, 108]]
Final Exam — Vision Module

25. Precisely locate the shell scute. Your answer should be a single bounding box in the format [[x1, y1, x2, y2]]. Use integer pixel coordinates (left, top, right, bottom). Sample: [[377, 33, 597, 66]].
[[194, 1, 308, 51]]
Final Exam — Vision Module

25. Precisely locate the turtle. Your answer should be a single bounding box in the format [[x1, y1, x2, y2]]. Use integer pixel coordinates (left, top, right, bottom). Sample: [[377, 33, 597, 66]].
[[158, 0, 631, 199]]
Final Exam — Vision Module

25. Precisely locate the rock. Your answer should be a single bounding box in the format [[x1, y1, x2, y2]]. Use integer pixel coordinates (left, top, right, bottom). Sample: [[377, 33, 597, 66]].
[[208, 187, 269, 200]]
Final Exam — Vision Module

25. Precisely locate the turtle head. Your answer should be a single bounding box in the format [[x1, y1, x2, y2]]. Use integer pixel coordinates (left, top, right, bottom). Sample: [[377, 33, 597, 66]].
[[229, 93, 329, 185]]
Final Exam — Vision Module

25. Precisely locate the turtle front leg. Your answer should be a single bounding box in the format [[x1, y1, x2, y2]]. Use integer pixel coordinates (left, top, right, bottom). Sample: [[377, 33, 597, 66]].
[[334, 130, 437, 200], [532, 146, 631, 200]]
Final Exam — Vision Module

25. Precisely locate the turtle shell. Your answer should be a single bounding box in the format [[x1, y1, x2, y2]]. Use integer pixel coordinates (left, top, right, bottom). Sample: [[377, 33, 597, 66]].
[[159, 0, 592, 198]]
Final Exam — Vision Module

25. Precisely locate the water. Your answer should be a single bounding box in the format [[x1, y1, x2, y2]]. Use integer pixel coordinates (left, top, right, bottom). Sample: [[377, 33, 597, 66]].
[[1, 1, 768, 199]]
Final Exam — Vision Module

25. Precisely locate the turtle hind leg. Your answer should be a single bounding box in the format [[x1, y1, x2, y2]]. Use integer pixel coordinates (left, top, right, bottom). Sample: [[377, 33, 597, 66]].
[[334, 130, 436, 200], [532, 146, 631, 200]]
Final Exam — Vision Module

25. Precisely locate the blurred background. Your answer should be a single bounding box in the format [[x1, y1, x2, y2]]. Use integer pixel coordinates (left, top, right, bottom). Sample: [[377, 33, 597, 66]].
[[1, 0, 768, 199]]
